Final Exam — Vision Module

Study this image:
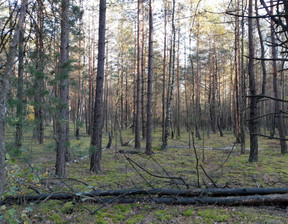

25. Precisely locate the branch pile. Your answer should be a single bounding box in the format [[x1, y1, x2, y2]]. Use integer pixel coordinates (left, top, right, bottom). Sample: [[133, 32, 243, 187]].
[[2, 187, 288, 206]]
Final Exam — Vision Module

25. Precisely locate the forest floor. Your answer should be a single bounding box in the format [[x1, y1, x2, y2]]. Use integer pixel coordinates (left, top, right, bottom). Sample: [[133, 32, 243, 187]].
[[2, 126, 288, 223]]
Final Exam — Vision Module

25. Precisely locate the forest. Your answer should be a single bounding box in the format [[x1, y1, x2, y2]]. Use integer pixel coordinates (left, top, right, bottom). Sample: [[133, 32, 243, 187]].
[[0, 0, 288, 223]]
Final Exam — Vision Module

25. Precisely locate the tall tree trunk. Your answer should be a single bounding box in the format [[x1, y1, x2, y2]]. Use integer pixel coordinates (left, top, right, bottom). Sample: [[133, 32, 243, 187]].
[[90, 0, 106, 173], [135, 0, 141, 149], [248, 0, 258, 162], [145, 0, 153, 156], [34, 0, 45, 145], [0, 0, 27, 200], [195, 25, 201, 140], [240, 0, 246, 154], [15, 20, 25, 150], [234, 0, 241, 143], [270, 6, 287, 154], [176, 26, 181, 138], [162, 0, 176, 150], [141, 6, 146, 139], [162, 1, 167, 141], [104, 40, 109, 132], [55, 0, 70, 176]]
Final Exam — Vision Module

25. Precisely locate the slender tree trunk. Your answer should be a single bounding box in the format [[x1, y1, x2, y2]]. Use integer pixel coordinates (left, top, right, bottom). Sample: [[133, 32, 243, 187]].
[[15, 21, 25, 150], [162, 0, 176, 150], [104, 40, 109, 132], [90, 0, 106, 173], [141, 7, 146, 139], [133, 24, 137, 134], [234, 0, 241, 143], [135, 0, 141, 149], [195, 26, 201, 140], [0, 0, 27, 200], [248, 0, 258, 162], [176, 26, 181, 138], [162, 1, 167, 141], [55, 0, 70, 176], [146, 0, 153, 156], [270, 6, 287, 154], [240, 0, 246, 154], [34, 0, 45, 145]]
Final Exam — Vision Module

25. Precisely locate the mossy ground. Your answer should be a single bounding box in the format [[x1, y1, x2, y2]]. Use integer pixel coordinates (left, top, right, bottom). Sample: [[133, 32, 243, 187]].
[[2, 126, 288, 223]]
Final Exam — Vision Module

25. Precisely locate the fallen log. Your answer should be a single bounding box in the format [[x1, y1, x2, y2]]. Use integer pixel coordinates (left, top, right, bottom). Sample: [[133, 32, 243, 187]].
[[3, 187, 288, 205], [118, 150, 140, 154], [3, 193, 288, 206], [85, 187, 288, 197], [91, 194, 288, 206]]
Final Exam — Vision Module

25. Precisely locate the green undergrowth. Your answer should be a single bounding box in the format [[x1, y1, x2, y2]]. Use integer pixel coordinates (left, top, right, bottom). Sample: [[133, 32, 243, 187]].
[[2, 127, 288, 223]]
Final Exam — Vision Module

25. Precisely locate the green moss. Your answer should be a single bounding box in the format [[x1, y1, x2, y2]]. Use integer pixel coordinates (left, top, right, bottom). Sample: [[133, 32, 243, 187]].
[[49, 213, 62, 224], [155, 210, 173, 222], [182, 208, 194, 217], [198, 209, 229, 223], [125, 214, 145, 224], [94, 211, 110, 224], [61, 201, 74, 214], [113, 204, 132, 213], [38, 200, 62, 213]]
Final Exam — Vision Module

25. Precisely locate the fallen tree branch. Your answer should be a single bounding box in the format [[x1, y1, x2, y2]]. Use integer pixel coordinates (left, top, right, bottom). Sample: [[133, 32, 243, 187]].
[[199, 165, 218, 188], [125, 156, 189, 188]]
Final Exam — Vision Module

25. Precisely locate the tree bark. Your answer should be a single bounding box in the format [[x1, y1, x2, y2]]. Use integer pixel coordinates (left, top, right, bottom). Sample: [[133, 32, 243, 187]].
[[15, 18, 25, 150], [34, 0, 45, 145], [0, 0, 27, 201], [248, 0, 258, 162], [55, 0, 70, 176], [161, 2, 167, 141], [145, 0, 153, 156], [90, 0, 106, 173], [4, 188, 288, 206], [270, 5, 287, 154], [135, 0, 141, 149], [162, 0, 176, 150]]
